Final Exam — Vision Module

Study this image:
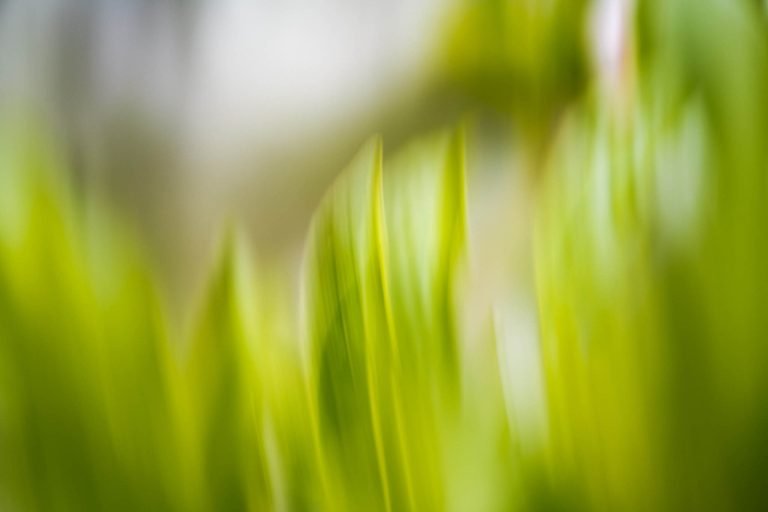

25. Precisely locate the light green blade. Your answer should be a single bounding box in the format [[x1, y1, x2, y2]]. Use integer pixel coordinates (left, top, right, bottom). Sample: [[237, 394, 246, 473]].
[[186, 231, 274, 511], [0, 118, 186, 511], [302, 132, 468, 511]]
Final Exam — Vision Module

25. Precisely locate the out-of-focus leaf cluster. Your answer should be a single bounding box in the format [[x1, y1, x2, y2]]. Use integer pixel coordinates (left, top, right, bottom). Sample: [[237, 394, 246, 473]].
[[438, 0, 589, 150], [0, 119, 472, 510], [535, 0, 768, 510], [4, 0, 768, 510]]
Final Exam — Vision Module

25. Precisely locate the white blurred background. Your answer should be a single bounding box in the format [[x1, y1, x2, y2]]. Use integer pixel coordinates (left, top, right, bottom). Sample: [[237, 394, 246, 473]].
[[0, 0, 458, 312]]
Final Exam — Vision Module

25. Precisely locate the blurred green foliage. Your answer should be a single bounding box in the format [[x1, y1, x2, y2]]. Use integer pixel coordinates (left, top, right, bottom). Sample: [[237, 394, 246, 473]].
[[535, 0, 768, 510], [438, 0, 589, 154], [3, 0, 768, 511], [302, 132, 466, 511], [0, 120, 472, 511]]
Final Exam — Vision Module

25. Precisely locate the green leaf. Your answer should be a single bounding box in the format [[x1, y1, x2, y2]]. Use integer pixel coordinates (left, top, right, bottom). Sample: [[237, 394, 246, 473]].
[[187, 231, 273, 511], [302, 131, 467, 510], [0, 119, 186, 511]]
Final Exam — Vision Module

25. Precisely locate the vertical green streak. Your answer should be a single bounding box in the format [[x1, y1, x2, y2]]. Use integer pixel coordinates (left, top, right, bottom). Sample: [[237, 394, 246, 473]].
[[187, 231, 272, 511], [0, 118, 185, 511], [302, 130, 467, 510]]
